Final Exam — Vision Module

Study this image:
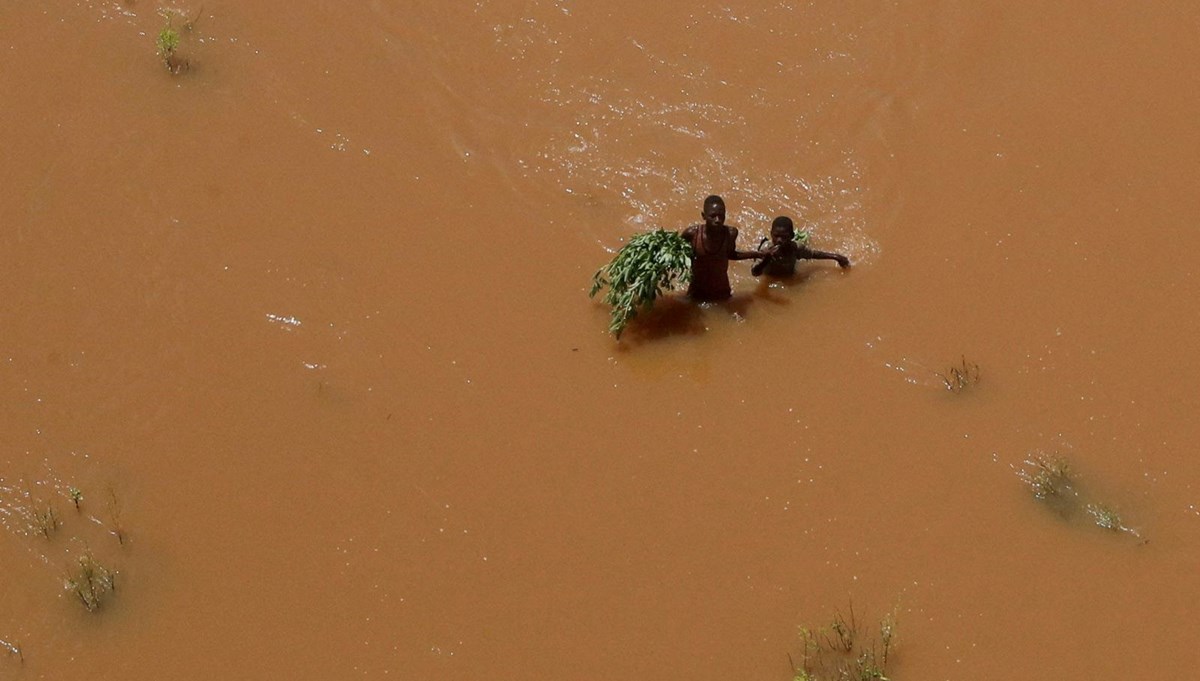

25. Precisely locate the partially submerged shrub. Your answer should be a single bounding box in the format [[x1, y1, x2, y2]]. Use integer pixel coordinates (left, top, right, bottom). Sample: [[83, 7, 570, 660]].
[[935, 357, 980, 393], [1086, 503, 1140, 537], [1019, 453, 1073, 500], [1018, 453, 1142, 538], [792, 602, 898, 681], [64, 547, 117, 612], [24, 486, 60, 538], [1087, 503, 1121, 530], [589, 229, 692, 338], [155, 10, 192, 74]]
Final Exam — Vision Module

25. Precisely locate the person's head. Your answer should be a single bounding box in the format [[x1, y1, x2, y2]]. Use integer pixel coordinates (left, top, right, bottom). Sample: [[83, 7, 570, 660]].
[[770, 216, 795, 246], [701, 195, 726, 228]]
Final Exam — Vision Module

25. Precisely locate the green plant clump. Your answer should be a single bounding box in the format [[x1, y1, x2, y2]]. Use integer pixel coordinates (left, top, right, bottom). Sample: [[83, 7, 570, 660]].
[[155, 11, 191, 74], [589, 229, 692, 338], [156, 22, 180, 60]]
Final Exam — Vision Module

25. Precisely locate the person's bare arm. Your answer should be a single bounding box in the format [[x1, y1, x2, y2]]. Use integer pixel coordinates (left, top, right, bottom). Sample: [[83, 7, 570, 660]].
[[798, 244, 850, 268], [727, 227, 768, 260]]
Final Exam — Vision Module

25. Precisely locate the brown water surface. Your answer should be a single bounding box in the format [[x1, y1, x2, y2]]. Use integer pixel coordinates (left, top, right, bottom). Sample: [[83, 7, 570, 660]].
[[3, 1, 1200, 679]]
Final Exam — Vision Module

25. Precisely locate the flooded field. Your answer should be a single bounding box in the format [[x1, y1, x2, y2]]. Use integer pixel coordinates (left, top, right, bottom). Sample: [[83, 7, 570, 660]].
[[3, 1, 1200, 679]]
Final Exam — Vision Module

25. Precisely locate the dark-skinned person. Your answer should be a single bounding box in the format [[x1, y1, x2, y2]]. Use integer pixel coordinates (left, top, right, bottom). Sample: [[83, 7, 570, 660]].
[[751, 216, 850, 278], [679, 195, 768, 301]]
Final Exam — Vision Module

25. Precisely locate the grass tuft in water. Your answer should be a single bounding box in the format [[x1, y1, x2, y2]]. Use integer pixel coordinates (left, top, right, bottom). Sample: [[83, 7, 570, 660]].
[[64, 546, 117, 612], [1019, 452, 1073, 500], [25, 485, 60, 538], [589, 229, 692, 339], [935, 356, 980, 393], [792, 601, 898, 681], [68, 486, 83, 510]]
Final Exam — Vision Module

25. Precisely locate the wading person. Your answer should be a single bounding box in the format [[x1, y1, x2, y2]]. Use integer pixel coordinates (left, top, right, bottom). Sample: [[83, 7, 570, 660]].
[[751, 216, 850, 278], [679, 195, 768, 301]]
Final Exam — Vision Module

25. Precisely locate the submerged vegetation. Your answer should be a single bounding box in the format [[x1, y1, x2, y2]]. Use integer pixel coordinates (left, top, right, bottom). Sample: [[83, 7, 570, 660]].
[[1019, 452, 1073, 500], [935, 357, 980, 393], [590, 229, 692, 338], [64, 545, 117, 612], [1018, 452, 1141, 538], [1086, 503, 1133, 534], [792, 602, 898, 681], [1, 474, 131, 627], [24, 485, 60, 538]]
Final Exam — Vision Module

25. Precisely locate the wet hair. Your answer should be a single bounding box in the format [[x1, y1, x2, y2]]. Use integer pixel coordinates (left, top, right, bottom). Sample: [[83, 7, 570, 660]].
[[771, 216, 795, 233], [703, 195, 725, 211]]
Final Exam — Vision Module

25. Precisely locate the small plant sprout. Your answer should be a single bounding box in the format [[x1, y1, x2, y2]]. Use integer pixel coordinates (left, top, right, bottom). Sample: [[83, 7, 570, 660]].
[[935, 356, 981, 393], [68, 486, 83, 510], [155, 11, 189, 74], [156, 16, 179, 59], [64, 546, 117, 612]]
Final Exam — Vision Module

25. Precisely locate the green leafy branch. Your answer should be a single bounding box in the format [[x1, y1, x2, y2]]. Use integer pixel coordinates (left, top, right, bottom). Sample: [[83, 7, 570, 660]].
[[589, 229, 692, 338]]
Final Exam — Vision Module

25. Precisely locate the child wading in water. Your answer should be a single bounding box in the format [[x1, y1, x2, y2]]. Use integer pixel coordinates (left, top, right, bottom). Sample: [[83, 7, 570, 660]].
[[679, 195, 768, 301], [751, 216, 850, 278]]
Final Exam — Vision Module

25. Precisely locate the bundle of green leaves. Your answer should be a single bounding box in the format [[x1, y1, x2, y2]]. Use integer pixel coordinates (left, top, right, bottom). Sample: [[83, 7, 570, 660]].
[[589, 229, 693, 338]]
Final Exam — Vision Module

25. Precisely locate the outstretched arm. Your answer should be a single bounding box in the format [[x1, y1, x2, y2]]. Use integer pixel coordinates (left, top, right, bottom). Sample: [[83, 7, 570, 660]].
[[726, 227, 768, 261], [798, 245, 850, 268]]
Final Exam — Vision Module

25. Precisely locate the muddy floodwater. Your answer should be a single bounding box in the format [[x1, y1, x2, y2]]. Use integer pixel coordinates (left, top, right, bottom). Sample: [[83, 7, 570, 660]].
[[3, 1, 1200, 679]]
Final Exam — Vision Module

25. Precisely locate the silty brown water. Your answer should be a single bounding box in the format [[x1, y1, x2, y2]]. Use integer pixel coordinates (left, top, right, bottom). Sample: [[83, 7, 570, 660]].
[[2, 1, 1200, 679]]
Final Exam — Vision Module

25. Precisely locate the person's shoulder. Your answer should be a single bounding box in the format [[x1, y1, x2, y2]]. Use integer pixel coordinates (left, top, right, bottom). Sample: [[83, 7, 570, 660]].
[[680, 224, 699, 237]]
